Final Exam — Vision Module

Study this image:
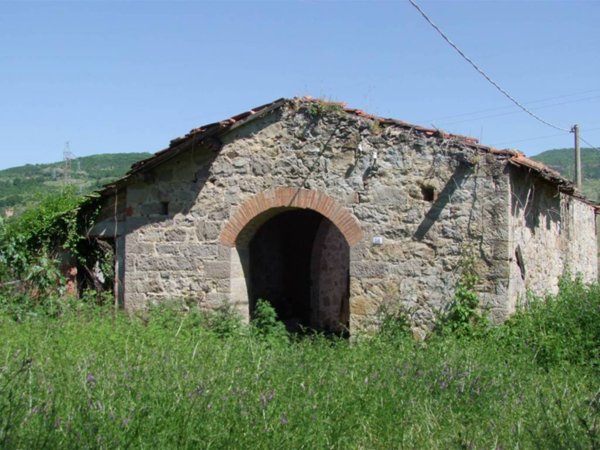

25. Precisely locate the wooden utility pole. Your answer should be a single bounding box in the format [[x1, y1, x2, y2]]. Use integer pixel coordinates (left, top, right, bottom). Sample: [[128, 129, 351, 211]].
[[573, 124, 582, 191]]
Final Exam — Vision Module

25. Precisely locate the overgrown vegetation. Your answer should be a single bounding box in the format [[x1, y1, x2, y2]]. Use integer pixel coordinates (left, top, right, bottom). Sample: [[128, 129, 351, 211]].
[[305, 100, 346, 118], [0, 189, 110, 319], [436, 246, 489, 337], [0, 189, 598, 448], [0, 278, 598, 449]]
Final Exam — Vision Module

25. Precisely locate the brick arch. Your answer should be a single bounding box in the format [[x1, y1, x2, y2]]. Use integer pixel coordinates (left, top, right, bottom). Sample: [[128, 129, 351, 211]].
[[219, 187, 363, 248]]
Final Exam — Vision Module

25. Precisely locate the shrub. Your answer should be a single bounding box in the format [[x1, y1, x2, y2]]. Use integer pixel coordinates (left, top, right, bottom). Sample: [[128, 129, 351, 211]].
[[251, 299, 288, 344], [0, 189, 85, 300], [205, 301, 243, 338], [436, 249, 489, 338], [377, 306, 412, 340], [498, 276, 600, 368]]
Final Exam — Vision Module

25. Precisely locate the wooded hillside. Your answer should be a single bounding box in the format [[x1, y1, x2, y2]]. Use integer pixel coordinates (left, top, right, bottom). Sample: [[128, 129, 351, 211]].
[[531, 148, 600, 202], [1, 148, 598, 215], [0, 153, 151, 212]]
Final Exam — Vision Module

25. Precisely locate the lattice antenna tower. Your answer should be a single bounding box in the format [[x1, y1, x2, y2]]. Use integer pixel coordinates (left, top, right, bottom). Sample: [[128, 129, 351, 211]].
[[63, 141, 76, 185]]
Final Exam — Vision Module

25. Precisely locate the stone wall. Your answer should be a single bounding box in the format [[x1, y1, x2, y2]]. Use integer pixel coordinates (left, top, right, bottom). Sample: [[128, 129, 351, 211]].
[[346, 141, 511, 335], [96, 102, 519, 335], [310, 218, 350, 333], [508, 168, 597, 309]]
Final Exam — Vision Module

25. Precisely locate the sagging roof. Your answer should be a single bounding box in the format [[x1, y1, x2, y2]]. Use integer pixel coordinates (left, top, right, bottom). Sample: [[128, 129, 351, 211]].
[[97, 96, 592, 206]]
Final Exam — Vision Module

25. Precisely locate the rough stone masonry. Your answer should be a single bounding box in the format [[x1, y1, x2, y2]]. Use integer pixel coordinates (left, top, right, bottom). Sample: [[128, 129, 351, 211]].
[[90, 98, 598, 337]]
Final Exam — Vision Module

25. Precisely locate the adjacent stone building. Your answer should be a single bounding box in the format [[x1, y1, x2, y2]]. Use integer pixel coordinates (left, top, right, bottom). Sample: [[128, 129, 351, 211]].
[[91, 97, 598, 336]]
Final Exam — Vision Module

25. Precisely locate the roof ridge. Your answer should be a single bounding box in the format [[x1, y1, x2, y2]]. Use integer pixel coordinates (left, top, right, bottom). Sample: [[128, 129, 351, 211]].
[[95, 96, 594, 209]]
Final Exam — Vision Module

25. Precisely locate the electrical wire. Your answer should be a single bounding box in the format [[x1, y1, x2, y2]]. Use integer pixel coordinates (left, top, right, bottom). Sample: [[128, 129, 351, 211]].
[[492, 131, 570, 147], [434, 96, 600, 127], [428, 89, 600, 123], [408, 0, 571, 133], [580, 136, 600, 152]]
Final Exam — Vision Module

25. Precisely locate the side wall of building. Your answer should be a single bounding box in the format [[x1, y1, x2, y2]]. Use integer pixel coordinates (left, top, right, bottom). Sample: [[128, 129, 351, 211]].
[[507, 167, 597, 310], [346, 138, 512, 335], [110, 104, 514, 334]]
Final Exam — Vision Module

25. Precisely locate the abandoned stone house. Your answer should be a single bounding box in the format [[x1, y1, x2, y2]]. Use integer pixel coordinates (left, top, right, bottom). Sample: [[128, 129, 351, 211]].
[[90, 97, 598, 336]]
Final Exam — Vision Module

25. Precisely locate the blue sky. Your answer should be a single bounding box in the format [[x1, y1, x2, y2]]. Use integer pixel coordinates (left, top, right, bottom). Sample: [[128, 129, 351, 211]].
[[1, 0, 599, 170]]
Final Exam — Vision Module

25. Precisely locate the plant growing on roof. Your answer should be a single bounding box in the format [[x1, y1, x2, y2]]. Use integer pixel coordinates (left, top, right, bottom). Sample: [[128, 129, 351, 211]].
[[305, 100, 346, 119]]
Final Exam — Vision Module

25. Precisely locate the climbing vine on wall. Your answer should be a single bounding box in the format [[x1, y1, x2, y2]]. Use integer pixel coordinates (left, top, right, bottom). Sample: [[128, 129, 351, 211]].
[[0, 188, 109, 305]]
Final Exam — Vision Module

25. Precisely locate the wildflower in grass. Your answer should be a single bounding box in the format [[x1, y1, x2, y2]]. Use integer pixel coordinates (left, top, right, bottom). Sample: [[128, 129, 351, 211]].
[[260, 389, 275, 408], [86, 373, 96, 387], [189, 384, 205, 399], [20, 357, 32, 371]]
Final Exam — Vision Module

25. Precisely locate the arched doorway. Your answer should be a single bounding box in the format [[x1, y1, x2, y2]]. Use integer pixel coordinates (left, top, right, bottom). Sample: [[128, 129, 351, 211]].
[[220, 188, 362, 335], [248, 209, 350, 333]]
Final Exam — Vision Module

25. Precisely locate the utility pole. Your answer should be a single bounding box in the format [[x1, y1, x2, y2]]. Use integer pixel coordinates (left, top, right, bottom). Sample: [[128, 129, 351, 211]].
[[572, 125, 582, 191], [63, 141, 76, 186]]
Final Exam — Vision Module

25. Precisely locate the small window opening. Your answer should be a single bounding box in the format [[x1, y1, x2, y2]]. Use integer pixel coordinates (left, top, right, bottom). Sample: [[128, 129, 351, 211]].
[[160, 201, 169, 216], [421, 186, 435, 202]]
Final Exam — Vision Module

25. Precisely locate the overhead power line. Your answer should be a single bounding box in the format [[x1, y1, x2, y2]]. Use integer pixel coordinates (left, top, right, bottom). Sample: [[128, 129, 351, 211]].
[[580, 136, 600, 153], [408, 0, 571, 133], [434, 95, 600, 127], [493, 126, 600, 148], [493, 131, 570, 147], [429, 89, 600, 123]]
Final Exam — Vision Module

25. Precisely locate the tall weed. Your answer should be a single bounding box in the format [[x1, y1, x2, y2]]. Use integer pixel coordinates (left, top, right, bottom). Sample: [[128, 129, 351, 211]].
[[0, 280, 598, 448], [498, 277, 600, 368]]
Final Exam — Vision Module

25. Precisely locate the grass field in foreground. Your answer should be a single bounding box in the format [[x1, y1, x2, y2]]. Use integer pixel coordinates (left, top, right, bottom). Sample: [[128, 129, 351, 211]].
[[0, 280, 598, 449]]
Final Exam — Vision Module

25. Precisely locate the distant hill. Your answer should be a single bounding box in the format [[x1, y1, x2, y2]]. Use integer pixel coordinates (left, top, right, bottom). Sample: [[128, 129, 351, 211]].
[[2, 148, 597, 216], [531, 148, 600, 202], [0, 153, 151, 213]]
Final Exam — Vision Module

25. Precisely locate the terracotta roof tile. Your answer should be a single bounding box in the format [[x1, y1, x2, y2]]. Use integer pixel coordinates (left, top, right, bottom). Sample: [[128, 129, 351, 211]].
[[97, 97, 595, 208]]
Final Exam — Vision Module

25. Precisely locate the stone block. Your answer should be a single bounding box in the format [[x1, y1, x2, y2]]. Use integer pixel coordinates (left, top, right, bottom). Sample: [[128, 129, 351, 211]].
[[124, 292, 147, 310], [136, 256, 195, 272], [218, 244, 233, 260], [204, 292, 229, 309], [184, 244, 218, 259], [350, 261, 388, 278], [136, 228, 163, 242], [164, 228, 187, 242], [217, 279, 230, 293], [203, 222, 221, 240], [204, 261, 230, 279], [155, 243, 179, 255], [128, 242, 156, 256]]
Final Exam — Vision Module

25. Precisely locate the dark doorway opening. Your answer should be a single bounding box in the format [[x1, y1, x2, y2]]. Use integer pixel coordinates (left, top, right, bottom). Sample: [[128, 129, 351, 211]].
[[248, 209, 350, 335]]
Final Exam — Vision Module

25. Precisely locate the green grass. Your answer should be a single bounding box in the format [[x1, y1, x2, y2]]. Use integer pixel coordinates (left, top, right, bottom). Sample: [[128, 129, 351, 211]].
[[1, 281, 599, 449]]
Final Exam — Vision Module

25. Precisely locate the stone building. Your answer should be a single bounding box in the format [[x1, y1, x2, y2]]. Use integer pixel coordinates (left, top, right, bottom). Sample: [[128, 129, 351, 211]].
[[90, 97, 598, 336]]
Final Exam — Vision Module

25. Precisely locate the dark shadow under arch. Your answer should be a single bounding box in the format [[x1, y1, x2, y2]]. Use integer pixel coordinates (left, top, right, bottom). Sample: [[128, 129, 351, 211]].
[[245, 209, 350, 335]]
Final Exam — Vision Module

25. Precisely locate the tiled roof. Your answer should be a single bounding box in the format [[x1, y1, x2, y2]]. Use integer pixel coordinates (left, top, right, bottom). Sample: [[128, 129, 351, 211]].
[[98, 97, 594, 207]]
